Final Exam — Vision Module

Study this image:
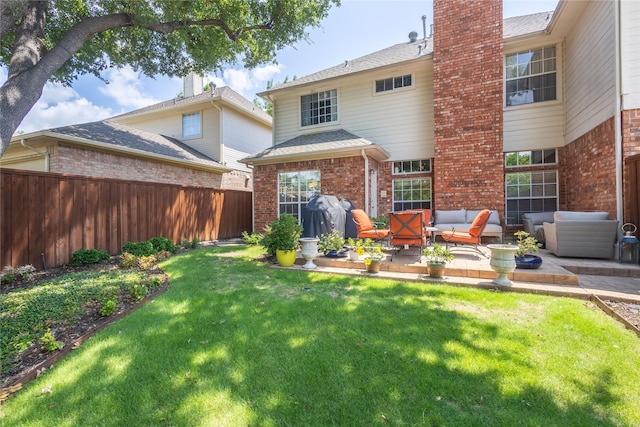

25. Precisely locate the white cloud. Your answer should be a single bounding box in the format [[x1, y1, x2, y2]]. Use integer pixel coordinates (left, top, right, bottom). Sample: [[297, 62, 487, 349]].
[[98, 66, 160, 109], [15, 83, 112, 134], [211, 63, 283, 100]]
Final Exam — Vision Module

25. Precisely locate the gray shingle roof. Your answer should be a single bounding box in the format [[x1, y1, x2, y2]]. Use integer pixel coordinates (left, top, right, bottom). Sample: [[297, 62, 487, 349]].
[[113, 86, 271, 123], [241, 129, 389, 164], [260, 11, 555, 96], [259, 39, 431, 96], [504, 11, 554, 38], [47, 121, 227, 170]]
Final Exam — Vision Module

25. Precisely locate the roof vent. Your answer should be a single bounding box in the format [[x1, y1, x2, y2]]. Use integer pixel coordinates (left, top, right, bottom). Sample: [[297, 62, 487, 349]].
[[408, 31, 418, 43]]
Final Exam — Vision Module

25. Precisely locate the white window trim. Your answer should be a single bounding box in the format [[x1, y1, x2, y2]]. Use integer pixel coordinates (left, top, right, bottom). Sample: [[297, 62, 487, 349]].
[[298, 89, 339, 130], [182, 111, 202, 139], [372, 73, 415, 96], [392, 159, 432, 175], [504, 149, 558, 169], [392, 177, 432, 211], [503, 44, 561, 108]]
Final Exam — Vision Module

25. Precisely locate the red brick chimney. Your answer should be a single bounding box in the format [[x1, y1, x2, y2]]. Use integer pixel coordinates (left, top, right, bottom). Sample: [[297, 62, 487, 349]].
[[432, 0, 504, 214]]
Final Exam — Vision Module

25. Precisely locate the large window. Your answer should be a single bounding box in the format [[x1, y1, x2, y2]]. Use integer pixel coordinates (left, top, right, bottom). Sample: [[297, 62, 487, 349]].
[[392, 178, 432, 211], [182, 112, 201, 138], [375, 74, 412, 93], [300, 90, 337, 127], [278, 170, 321, 220], [505, 46, 556, 106], [505, 149, 556, 167], [506, 171, 558, 224]]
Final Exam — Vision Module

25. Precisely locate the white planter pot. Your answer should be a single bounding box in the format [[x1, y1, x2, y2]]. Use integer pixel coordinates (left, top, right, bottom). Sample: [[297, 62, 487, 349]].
[[487, 244, 518, 286], [299, 237, 319, 269]]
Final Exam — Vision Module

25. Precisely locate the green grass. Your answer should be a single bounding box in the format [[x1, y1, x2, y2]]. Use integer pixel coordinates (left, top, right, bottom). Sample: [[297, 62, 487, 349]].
[[1, 245, 639, 426]]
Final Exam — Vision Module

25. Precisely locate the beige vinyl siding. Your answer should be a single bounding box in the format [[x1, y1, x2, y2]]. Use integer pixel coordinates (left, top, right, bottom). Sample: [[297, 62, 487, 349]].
[[118, 107, 221, 162], [0, 154, 45, 171], [564, 0, 616, 143], [221, 107, 271, 171], [271, 59, 434, 161], [621, 0, 640, 110], [503, 101, 564, 152]]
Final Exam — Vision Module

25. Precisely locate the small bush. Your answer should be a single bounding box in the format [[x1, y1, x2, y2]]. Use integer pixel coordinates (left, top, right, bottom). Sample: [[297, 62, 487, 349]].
[[1, 264, 36, 283], [181, 237, 199, 249], [129, 283, 148, 301], [120, 252, 139, 268], [122, 241, 156, 257], [242, 231, 263, 245], [70, 248, 110, 266], [101, 299, 117, 316], [148, 237, 179, 253], [41, 330, 62, 352]]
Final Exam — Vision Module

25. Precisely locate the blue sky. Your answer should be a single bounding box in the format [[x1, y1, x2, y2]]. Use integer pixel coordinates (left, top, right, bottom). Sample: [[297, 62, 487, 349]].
[[8, 0, 559, 135]]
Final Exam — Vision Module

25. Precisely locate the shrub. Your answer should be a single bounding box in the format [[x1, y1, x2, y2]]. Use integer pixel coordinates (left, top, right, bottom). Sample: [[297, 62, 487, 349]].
[[1, 264, 36, 283], [129, 283, 148, 301], [122, 241, 156, 257], [259, 214, 303, 258], [69, 248, 110, 266], [41, 330, 63, 352], [101, 299, 117, 316], [120, 252, 139, 268], [242, 231, 263, 245], [148, 237, 179, 253]]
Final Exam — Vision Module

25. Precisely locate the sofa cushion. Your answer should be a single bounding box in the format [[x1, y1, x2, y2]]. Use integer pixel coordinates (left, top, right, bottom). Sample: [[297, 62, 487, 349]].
[[523, 212, 554, 225], [435, 209, 465, 224], [466, 209, 500, 225], [554, 211, 609, 221]]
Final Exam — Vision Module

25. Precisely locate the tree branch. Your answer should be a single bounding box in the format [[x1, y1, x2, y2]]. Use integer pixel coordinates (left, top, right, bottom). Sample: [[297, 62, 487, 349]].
[[145, 18, 275, 41]]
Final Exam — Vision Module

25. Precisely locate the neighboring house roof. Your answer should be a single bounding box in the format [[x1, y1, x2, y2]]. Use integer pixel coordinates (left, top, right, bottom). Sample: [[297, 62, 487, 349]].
[[259, 11, 555, 98], [113, 86, 272, 124], [258, 38, 431, 98], [240, 129, 390, 165], [15, 120, 230, 172], [504, 11, 554, 38]]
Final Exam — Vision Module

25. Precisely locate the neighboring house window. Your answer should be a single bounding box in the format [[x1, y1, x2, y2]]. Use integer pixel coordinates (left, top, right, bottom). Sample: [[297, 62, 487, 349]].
[[278, 170, 321, 220], [392, 178, 432, 211], [375, 74, 412, 93], [182, 112, 201, 138], [505, 46, 556, 106], [505, 149, 558, 224], [392, 159, 431, 174], [300, 90, 337, 127]]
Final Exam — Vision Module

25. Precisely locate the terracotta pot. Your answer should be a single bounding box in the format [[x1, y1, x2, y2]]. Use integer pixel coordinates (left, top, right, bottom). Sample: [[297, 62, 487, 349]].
[[428, 263, 446, 278], [366, 260, 381, 273]]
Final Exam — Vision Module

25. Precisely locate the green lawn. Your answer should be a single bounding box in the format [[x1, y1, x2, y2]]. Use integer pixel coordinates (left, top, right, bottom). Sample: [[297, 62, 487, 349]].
[[1, 245, 639, 426]]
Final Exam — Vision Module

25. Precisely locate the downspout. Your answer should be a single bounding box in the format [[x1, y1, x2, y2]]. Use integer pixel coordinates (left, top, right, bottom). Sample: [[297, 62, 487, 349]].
[[614, 0, 623, 224], [361, 149, 369, 214], [21, 139, 49, 171]]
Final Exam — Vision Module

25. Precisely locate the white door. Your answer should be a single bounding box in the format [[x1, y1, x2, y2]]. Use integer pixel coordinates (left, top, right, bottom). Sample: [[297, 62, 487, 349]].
[[370, 169, 378, 218]]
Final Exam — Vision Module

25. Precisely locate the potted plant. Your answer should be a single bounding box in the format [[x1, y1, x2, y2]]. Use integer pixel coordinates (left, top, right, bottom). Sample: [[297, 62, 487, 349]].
[[514, 230, 543, 269], [347, 237, 367, 261], [422, 243, 454, 278], [363, 240, 385, 273], [259, 214, 303, 267], [317, 230, 347, 257]]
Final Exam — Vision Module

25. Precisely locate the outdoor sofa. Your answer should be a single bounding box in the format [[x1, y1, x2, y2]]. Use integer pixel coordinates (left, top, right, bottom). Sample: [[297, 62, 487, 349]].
[[543, 211, 619, 259], [433, 209, 503, 243], [522, 212, 555, 244]]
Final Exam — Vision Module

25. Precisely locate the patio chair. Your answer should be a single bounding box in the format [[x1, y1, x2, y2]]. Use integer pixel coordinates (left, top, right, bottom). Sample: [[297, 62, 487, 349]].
[[441, 209, 492, 258], [389, 211, 427, 261], [352, 209, 391, 241]]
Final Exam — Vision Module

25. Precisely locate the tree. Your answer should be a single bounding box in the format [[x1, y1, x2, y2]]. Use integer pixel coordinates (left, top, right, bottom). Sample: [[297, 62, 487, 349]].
[[0, 0, 339, 158], [253, 75, 296, 116]]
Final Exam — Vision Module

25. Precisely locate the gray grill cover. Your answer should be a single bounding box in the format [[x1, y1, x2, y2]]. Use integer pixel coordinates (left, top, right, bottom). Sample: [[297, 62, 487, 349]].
[[301, 195, 346, 238]]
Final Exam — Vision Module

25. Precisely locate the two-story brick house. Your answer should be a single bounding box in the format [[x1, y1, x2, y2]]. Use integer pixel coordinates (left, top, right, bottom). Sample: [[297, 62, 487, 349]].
[[242, 0, 640, 233]]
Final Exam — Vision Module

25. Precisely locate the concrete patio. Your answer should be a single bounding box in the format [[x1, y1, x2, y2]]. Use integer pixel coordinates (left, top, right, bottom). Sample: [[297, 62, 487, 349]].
[[291, 244, 640, 304]]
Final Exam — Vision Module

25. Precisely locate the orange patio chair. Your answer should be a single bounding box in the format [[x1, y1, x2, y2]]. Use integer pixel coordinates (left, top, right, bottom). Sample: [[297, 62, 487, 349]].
[[389, 211, 427, 261], [442, 209, 492, 258], [352, 209, 391, 241]]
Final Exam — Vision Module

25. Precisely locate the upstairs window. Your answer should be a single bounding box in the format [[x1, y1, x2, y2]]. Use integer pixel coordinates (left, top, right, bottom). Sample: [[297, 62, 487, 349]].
[[182, 112, 201, 138], [301, 90, 337, 127], [505, 150, 556, 167], [393, 159, 431, 174], [375, 74, 413, 93], [505, 46, 556, 106]]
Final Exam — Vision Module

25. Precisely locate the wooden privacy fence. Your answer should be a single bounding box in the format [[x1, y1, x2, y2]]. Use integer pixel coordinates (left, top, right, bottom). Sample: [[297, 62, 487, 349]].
[[0, 169, 252, 269]]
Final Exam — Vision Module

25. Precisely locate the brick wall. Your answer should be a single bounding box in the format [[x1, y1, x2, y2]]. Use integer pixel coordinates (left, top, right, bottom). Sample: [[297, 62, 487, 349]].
[[252, 156, 366, 231], [49, 144, 255, 191], [432, 0, 504, 215], [563, 117, 617, 217]]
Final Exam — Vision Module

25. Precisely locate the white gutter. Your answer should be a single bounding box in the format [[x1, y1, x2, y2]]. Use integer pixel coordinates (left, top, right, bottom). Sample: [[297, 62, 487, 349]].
[[20, 139, 49, 171], [361, 149, 369, 214], [614, 0, 623, 224]]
